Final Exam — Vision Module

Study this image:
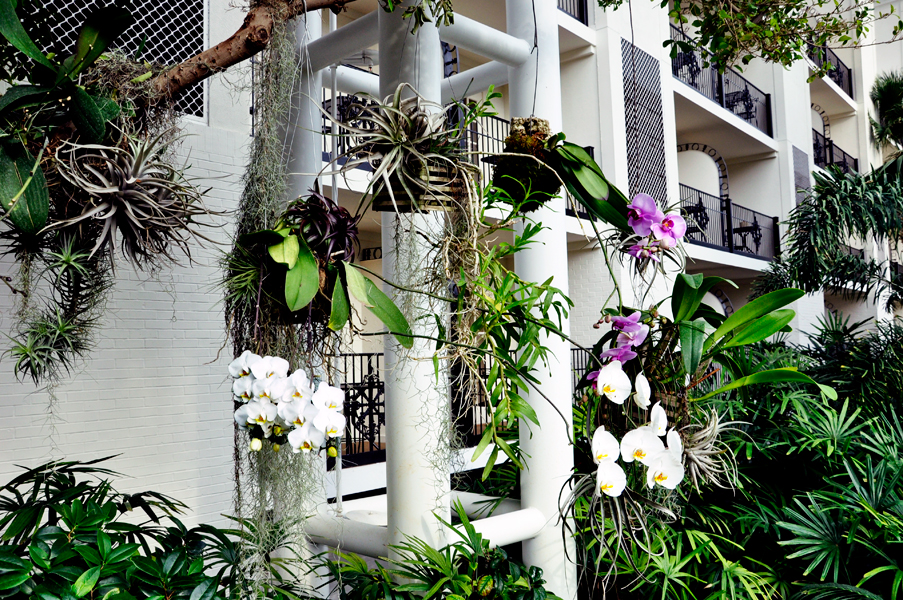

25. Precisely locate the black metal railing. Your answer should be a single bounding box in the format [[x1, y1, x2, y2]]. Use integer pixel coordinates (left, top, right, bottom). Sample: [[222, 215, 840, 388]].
[[670, 26, 773, 137], [812, 129, 858, 174], [336, 353, 385, 459], [679, 184, 778, 260], [558, 0, 588, 24], [808, 44, 854, 99], [462, 113, 510, 186], [571, 347, 593, 392]]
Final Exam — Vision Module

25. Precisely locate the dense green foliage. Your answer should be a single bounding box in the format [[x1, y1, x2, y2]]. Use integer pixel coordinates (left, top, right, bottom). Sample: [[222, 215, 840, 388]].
[[572, 317, 903, 600], [871, 71, 903, 151], [753, 162, 903, 312]]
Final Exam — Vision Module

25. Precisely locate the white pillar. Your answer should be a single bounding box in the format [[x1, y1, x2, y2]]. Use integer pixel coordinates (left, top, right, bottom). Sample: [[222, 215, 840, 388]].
[[378, 2, 451, 554], [287, 12, 323, 200], [506, 1, 578, 598]]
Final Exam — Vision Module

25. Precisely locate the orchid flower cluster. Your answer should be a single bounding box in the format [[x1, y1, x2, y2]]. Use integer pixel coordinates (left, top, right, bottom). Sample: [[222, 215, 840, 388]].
[[591, 399, 686, 497], [229, 350, 346, 454], [625, 193, 687, 262]]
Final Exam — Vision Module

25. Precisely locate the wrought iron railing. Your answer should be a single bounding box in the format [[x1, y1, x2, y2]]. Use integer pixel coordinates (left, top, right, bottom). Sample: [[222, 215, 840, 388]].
[[679, 184, 778, 260], [812, 129, 858, 173], [808, 44, 854, 99], [670, 26, 773, 137], [558, 0, 588, 24]]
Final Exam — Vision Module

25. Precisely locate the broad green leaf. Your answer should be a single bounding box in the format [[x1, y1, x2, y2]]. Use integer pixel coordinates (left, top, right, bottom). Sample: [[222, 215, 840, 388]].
[[722, 309, 795, 348], [267, 234, 300, 269], [344, 262, 413, 349], [238, 228, 284, 248], [0, 0, 55, 70], [0, 85, 50, 115], [344, 260, 373, 307], [705, 288, 804, 350], [0, 144, 49, 234], [69, 87, 105, 143], [66, 7, 134, 78], [283, 239, 318, 312], [72, 567, 101, 598], [557, 160, 629, 231], [693, 368, 824, 401], [188, 579, 217, 600], [671, 273, 703, 322], [679, 318, 707, 378], [0, 571, 29, 591], [328, 270, 350, 331], [92, 96, 120, 123]]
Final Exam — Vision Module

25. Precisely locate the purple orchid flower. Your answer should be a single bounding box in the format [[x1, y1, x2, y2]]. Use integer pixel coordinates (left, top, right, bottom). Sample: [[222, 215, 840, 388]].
[[627, 194, 665, 237], [627, 238, 661, 262], [611, 312, 641, 331], [601, 345, 638, 363], [651, 213, 687, 248], [617, 324, 649, 347]]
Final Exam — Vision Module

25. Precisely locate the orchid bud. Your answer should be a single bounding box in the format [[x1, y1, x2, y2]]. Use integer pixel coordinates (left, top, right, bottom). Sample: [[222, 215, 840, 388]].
[[327, 446, 338, 458], [249, 438, 263, 452], [273, 444, 281, 452], [603, 315, 612, 324]]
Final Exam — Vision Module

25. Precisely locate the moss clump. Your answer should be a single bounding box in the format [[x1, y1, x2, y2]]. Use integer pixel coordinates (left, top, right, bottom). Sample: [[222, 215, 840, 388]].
[[491, 117, 561, 212]]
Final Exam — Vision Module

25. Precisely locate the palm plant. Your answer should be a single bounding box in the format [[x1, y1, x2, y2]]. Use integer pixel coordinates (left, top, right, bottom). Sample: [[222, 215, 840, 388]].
[[870, 71, 903, 151]]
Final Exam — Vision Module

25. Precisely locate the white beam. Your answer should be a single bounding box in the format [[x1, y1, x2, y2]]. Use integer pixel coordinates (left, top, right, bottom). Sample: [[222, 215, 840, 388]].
[[307, 11, 379, 72], [441, 61, 509, 103], [287, 12, 323, 201], [441, 15, 532, 67], [335, 65, 381, 97]]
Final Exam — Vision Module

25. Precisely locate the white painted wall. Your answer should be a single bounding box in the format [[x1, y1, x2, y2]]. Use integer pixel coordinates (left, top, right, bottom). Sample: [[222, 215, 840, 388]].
[[677, 150, 720, 196]]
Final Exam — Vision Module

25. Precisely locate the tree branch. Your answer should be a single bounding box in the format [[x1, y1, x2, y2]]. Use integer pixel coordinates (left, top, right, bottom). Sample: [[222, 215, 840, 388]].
[[152, 0, 358, 100]]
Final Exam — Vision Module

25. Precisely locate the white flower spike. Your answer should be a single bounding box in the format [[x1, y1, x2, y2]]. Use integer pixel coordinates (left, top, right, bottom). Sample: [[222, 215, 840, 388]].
[[650, 402, 668, 436], [596, 360, 632, 404], [591, 426, 620, 464], [281, 371, 314, 403], [620, 427, 665, 465], [314, 409, 346, 438], [596, 460, 627, 498], [288, 422, 326, 453], [634, 372, 651, 410], [646, 429, 685, 490], [233, 377, 254, 402], [229, 350, 261, 378], [250, 355, 290, 380], [312, 382, 345, 412]]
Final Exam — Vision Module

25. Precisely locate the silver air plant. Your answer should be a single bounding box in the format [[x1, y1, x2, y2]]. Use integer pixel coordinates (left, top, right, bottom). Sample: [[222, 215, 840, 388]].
[[52, 129, 215, 268], [681, 409, 745, 490]]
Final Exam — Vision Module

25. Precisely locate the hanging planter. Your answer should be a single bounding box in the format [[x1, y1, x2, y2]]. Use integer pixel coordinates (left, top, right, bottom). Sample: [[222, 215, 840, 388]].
[[227, 191, 414, 348], [492, 117, 562, 212], [370, 160, 468, 212]]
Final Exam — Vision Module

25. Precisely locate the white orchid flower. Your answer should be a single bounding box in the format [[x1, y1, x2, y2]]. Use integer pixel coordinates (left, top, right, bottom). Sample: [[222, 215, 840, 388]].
[[650, 401, 668, 436], [252, 376, 284, 403], [277, 399, 319, 428], [233, 377, 254, 402], [620, 426, 665, 465], [234, 405, 250, 429], [596, 459, 627, 498], [312, 382, 345, 412], [229, 350, 262, 378], [250, 355, 290, 380], [281, 371, 314, 403], [313, 409, 346, 438], [634, 372, 651, 410], [646, 430, 685, 489], [245, 399, 278, 437], [287, 422, 326, 453], [591, 426, 620, 464], [596, 360, 632, 404]]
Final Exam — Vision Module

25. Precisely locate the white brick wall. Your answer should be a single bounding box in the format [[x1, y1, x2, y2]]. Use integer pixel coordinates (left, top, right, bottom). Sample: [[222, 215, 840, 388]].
[[0, 120, 248, 528], [567, 243, 621, 348]]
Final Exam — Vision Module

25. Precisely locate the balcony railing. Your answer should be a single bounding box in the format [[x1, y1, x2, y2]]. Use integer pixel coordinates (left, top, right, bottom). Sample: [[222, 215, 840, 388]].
[[679, 184, 779, 260], [808, 44, 854, 99], [670, 26, 773, 137], [812, 129, 858, 173], [558, 0, 588, 24]]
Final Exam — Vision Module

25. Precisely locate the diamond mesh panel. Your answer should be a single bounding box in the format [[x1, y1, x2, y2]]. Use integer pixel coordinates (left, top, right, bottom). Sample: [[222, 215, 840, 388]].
[[44, 0, 205, 118], [621, 39, 667, 204], [793, 145, 810, 204]]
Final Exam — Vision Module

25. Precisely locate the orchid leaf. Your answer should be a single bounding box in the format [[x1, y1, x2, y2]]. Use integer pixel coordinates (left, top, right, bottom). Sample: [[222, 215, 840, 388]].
[[0, 144, 49, 234], [0, 85, 50, 116], [705, 288, 804, 350], [0, 0, 56, 71], [344, 262, 413, 349], [328, 268, 350, 331], [693, 368, 830, 401], [672, 274, 736, 322], [679, 318, 707, 378], [268, 234, 300, 269], [69, 87, 105, 143], [66, 7, 134, 79], [283, 239, 318, 312], [723, 309, 795, 348]]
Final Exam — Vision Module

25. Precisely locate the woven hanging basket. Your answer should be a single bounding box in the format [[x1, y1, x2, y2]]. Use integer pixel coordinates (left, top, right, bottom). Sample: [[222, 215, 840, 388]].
[[370, 162, 467, 213]]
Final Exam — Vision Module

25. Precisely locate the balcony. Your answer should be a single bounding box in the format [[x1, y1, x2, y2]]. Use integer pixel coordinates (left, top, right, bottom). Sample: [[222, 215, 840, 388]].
[[813, 129, 858, 173], [670, 26, 773, 137], [679, 184, 779, 261], [808, 44, 854, 99], [558, 0, 588, 25]]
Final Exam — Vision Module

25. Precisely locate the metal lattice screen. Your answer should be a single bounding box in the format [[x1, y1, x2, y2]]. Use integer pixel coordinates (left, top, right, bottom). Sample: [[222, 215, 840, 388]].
[[46, 0, 205, 118], [793, 145, 811, 204], [621, 39, 667, 204]]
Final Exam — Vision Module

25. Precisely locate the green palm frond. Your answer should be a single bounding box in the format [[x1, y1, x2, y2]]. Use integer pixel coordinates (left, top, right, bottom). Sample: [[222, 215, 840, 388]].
[[870, 71, 903, 150], [776, 494, 847, 582]]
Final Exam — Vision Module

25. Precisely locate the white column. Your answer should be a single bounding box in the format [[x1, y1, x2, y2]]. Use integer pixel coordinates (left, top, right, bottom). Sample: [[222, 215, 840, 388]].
[[378, 2, 450, 554], [287, 12, 323, 200], [506, 1, 577, 599]]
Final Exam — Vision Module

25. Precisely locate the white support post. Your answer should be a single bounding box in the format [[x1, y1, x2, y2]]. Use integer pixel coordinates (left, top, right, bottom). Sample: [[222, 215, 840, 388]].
[[506, 1, 578, 598], [378, 2, 451, 554], [288, 13, 323, 200]]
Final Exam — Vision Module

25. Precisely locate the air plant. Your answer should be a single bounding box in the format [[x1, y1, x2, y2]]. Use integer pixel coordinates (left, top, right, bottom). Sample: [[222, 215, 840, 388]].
[[51, 129, 215, 268], [681, 409, 745, 491], [282, 191, 359, 262]]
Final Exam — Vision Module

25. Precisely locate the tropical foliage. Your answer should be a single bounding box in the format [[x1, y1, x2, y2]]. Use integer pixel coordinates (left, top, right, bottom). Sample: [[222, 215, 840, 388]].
[[871, 70, 903, 151]]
